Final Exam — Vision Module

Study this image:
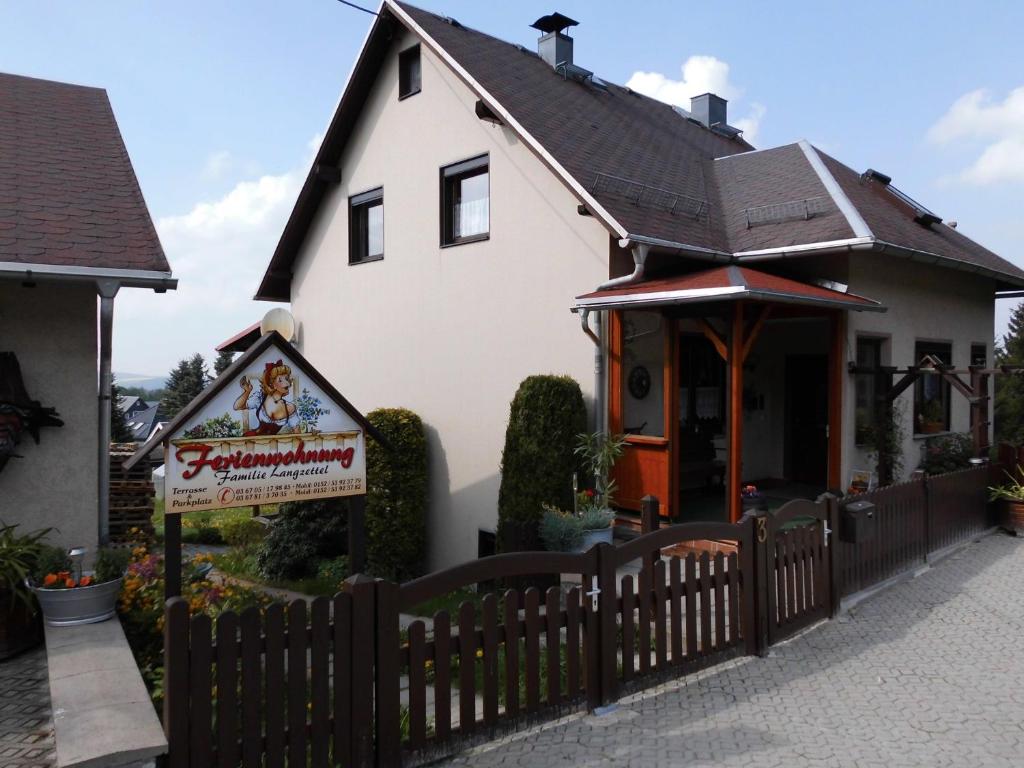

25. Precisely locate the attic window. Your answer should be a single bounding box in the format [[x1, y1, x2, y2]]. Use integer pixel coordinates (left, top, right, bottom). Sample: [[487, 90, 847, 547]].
[[399, 45, 421, 100], [349, 188, 384, 264]]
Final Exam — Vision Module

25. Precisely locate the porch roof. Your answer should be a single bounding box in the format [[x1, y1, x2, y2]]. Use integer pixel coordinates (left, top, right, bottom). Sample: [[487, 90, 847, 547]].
[[573, 265, 885, 312]]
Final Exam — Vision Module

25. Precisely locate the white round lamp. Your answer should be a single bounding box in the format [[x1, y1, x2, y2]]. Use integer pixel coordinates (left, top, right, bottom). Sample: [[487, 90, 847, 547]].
[[260, 308, 296, 342]]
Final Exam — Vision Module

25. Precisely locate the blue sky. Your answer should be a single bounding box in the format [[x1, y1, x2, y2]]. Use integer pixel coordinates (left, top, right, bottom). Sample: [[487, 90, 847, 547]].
[[4, 0, 1023, 377]]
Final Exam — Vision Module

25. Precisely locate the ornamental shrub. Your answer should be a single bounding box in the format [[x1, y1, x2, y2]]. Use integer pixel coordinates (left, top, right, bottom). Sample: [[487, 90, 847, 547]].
[[918, 432, 974, 475], [497, 375, 587, 552], [256, 498, 348, 581], [365, 408, 428, 583], [216, 516, 265, 548]]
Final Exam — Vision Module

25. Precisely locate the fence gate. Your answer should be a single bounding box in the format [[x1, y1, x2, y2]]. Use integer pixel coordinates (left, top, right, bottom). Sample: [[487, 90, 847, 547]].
[[763, 498, 837, 645]]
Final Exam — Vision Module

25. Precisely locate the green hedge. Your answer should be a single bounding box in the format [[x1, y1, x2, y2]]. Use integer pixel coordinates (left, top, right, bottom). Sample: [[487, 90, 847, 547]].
[[497, 375, 587, 552], [366, 408, 429, 582], [256, 498, 348, 580]]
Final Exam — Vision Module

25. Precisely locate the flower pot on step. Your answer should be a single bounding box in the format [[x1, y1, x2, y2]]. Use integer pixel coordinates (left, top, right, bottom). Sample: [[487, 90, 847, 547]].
[[575, 527, 613, 552], [1002, 500, 1024, 536]]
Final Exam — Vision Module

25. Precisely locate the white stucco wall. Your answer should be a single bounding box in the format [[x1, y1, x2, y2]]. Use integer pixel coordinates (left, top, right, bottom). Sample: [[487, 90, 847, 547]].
[[844, 253, 995, 484], [0, 280, 99, 554], [290, 31, 610, 569]]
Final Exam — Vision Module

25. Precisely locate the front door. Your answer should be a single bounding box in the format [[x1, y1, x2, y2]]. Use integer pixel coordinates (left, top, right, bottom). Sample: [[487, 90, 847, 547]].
[[785, 355, 828, 487]]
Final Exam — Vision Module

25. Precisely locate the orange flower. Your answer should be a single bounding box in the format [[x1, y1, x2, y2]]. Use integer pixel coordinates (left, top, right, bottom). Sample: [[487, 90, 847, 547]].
[[64, 578, 75, 588], [43, 573, 58, 587], [79, 576, 92, 587]]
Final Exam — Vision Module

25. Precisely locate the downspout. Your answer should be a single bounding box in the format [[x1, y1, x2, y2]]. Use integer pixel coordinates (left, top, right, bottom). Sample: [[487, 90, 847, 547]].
[[580, 308, 605, 435], [97, 279, 119, 545], [597, 243, 650, 290]]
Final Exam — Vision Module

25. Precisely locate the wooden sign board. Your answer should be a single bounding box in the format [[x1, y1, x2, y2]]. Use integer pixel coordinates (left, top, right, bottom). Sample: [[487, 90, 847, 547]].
[[127, 331, 375, 513]]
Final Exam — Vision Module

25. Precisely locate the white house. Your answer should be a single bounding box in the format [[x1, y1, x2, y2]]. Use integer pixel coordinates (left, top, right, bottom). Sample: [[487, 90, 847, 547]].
[[256, 2, 1024, 569]]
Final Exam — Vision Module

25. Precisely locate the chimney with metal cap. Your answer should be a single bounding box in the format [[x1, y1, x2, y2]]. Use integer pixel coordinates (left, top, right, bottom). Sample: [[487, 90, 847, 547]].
[[531, 12, 579, 69], [690, 93, 728, 129]]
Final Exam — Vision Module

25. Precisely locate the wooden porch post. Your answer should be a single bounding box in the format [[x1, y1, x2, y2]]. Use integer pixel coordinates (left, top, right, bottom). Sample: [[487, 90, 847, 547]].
[[827, 311, 845, 491], [727, 302, 744, 522]]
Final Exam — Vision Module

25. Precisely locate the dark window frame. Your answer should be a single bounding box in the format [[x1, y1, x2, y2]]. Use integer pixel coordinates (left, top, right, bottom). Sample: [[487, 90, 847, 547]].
[[398, 45, 421, 100], [914, 340, 952, 434], [971, 343, 987, 367], [348, 187, 384, 265], [854, 336, 885, 446], [440, 154, 490, 247]]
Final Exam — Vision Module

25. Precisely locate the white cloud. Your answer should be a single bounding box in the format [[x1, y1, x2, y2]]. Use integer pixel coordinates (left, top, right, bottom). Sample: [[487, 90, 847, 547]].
[[928, 87, 1024, 185], [201, 150, 232, 180], [113, 140, 319, 376], [625, 55, 764, 144]]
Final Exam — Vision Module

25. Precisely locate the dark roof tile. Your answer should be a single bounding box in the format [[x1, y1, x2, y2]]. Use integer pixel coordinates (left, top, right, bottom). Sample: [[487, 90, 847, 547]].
[[0, 72, 169, 273]]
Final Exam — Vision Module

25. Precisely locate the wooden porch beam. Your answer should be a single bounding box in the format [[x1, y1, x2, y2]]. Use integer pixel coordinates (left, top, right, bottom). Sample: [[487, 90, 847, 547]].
[[741, 306, 771, 363], [727, 302, 744, 523], [698, 319, 728, 362]]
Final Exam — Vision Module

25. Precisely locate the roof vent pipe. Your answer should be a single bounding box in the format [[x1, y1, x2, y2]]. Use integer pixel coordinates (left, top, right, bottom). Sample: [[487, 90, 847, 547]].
[[597, 244, 649, 290], [531, 12, 579, 69]]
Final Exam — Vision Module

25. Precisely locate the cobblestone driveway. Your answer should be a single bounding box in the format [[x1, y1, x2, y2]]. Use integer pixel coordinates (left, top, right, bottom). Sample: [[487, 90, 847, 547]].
[[448, 533, 1024, 768], [0, 647, 54, 768]]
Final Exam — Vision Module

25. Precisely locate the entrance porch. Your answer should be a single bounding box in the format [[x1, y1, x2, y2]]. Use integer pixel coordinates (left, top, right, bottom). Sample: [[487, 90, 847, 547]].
[[575, 265, 885, 523]]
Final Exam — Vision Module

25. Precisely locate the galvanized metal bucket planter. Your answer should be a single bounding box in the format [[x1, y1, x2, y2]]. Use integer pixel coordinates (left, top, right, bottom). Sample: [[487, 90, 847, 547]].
[[28, 576, 123, 626], [576, 526, 613, 552]]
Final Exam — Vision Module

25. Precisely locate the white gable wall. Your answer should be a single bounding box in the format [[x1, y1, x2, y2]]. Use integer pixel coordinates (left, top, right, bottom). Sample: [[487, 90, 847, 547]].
[[843, 253, 995, 485], [290, 29, 610, 569]]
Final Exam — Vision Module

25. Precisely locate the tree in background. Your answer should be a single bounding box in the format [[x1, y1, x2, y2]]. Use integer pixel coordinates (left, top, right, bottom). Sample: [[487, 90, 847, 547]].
[[160, 354, 210, 419], [213, 349, 236, 376], [996, 302, 1024, 445], [110, 377, 133, 443], [496, 375, 587, 552]]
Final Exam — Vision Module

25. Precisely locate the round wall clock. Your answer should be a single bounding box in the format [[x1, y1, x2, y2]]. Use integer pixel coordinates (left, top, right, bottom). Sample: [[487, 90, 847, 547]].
[[628, 365, 651, 400]]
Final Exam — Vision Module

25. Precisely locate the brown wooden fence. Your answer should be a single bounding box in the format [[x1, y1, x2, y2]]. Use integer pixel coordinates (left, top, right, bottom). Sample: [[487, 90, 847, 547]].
[[163, 466, 998, 767], [835, 464, 995, 598]]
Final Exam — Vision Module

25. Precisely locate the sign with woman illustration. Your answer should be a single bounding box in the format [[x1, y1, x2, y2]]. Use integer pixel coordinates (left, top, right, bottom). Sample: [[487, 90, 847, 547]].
[[129, 331, 375, 514]]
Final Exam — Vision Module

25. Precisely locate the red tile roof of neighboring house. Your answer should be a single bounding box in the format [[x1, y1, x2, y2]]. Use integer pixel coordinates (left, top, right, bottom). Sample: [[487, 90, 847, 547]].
[[574, 265, 882, 311], [0, 72, 169, 273]]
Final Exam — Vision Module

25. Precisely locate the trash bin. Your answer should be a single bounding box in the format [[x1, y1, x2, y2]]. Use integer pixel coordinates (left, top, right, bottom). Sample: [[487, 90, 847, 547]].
[[841, 499, 876, 544]]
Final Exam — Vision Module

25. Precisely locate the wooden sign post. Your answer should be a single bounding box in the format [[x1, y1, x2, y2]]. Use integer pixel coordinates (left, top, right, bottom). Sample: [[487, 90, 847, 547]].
[[124, 332, 382, 601]]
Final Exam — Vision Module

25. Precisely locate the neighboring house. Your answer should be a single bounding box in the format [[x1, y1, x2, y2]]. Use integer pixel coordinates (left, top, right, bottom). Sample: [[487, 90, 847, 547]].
[[256, 3, 1024, 569], [125, 402, 161, 443], [0, 72, 175, 551]]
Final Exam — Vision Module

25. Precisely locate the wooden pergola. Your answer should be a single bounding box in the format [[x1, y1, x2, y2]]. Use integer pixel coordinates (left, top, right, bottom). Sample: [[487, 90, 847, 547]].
[[847, 357, 1024, 485]]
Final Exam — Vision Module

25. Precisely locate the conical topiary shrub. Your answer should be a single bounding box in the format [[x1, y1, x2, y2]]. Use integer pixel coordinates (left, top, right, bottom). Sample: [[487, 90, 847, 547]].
[[496, 375, 587, 553]]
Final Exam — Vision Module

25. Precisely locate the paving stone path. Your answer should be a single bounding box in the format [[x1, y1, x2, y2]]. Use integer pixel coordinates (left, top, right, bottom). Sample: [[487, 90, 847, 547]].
[[0, 647, 54, 768], [446, 532, 1024, 767]]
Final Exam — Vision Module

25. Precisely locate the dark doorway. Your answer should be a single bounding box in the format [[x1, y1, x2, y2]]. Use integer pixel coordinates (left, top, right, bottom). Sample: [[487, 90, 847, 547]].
[[785, 355, 828, 487]]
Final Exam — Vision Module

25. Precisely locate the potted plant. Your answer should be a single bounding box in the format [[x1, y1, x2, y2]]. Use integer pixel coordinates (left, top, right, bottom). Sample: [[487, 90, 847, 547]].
[[0, 523, 50, 659], [741, 484, 764, 512], [989, 468, 1024, 535], [916, 399, 945, 435], [539, 432, 625, 552], [28, 546, 129, 626]]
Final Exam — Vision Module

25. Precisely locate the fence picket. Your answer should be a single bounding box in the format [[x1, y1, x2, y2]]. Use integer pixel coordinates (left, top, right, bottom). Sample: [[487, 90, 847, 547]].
[[727, 552, 739, 645], [621, 576, 635, 681], [265, 604, 285, 768], [309, 598, 330, 768], [566, 586, 581, 697], [188, 613, 212, 768], [239, 607, 262, 768], [545, 588, 561, 706], [684, 554, 697, 660], [713, 552, 726, 650], [669, 557, 682, 664], [433, 611, 452, 742], [482, 594, 500, 726], [286, 601, 307, 768], [503, 591, 520, 719], [458, 601, 477, 734], [215, 611, 239, 768], [653, 560, 667, 670], [524, 588, 540, 713], [699, 552, 711, 655], [407, 620, 427, 750], [638, 567, 652, 673]]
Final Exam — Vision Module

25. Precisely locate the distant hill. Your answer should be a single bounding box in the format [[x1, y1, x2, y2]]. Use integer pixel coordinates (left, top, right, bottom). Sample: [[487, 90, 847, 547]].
[[114, 372, 167, 392]]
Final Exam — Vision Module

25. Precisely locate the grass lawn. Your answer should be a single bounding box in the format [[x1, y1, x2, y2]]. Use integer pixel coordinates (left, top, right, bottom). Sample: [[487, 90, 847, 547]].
[[151, 499, 278, 544], [211, 547, 340, 598]]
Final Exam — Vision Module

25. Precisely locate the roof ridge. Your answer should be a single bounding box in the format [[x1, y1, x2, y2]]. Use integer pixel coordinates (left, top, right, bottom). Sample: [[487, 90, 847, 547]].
[[797, 140, 873, 240]]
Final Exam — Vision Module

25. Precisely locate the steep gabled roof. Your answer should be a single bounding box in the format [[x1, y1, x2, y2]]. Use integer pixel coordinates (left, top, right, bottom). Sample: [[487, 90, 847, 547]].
[[0, 72, 170, 275], [257, 1, 1024, 300]]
